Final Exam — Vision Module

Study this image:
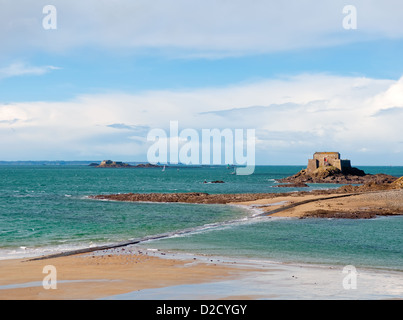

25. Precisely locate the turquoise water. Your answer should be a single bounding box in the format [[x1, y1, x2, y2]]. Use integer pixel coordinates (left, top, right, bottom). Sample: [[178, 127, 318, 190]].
[[152, 216, 403, 271], [0, 165, 402, 271]]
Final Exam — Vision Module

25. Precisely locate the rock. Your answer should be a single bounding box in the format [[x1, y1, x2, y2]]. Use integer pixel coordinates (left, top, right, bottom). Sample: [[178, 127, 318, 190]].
[[342, 166, 366, 176], [391, 176, 403, 189], [337, 175, 403, 192], [135, 163, 162, 168], [301, 207, 403, 219], [300, 209, 376, 219], [88, 163, 100, 167], [274, 182, 309, 188], [203, 180, 225, 184], [92, 192, 298, 204]]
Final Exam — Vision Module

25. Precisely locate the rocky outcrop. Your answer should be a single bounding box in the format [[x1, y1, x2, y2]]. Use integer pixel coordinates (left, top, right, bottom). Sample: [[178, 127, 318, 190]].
[[135, 163, 162, 168], [277, 165, 397, 185], [204, 180, 225, 184], [274, 182, 309, 188], [391, 176, 403, 189], [337, 175, 403, 192], [91, 192, 301, 204], [88, 163, 100, 167], [300, 208, 403, 219]]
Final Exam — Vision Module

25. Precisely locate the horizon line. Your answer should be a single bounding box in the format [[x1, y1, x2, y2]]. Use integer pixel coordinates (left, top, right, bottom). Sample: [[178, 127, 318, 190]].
[[0, 160, 401, 167]]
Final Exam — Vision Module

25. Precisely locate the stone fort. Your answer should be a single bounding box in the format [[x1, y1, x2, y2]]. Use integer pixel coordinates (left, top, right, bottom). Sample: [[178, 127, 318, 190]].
[[307, 152, 352, 173]]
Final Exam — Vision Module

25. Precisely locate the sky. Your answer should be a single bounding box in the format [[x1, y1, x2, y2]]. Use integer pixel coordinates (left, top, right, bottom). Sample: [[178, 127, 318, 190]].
[[1, 0, 403, 165]]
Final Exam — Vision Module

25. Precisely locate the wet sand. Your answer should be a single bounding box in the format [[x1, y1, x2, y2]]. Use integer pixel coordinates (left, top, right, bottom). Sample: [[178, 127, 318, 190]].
[[1, 246, 402, 300], [0, 248, 260, 300]]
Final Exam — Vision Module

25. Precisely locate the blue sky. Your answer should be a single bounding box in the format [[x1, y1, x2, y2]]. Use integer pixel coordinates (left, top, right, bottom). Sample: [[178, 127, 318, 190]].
[[1, 1, 403, 165], [2, 39, 403, 103]]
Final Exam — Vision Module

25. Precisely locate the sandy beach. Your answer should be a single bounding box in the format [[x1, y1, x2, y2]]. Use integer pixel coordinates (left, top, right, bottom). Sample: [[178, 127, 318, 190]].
[[0, 248, 260, 300], [234, 189, 403, 219]]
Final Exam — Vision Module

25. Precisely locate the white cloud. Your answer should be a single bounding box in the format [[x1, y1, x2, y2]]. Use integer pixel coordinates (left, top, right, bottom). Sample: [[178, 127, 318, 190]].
[[0, 73, 402, 164], [0, 62, 60, 79], [1, 0, 403, 57]]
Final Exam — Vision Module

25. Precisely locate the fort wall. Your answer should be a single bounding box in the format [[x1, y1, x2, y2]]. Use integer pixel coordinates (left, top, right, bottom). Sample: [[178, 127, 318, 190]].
[[307, 152, 352, 173]]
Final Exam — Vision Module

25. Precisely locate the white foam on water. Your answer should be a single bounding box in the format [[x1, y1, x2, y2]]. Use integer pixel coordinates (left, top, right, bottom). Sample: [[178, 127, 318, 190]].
[[0, 242, 112, 260]]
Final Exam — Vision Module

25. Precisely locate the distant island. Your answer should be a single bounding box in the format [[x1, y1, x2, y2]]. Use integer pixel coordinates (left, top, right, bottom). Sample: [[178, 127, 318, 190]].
[[0, 160, 159, 166], [93, 160, 162, 168]]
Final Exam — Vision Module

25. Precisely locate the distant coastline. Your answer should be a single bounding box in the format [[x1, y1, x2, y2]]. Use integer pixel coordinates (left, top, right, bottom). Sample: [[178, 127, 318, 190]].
[[0, 160, 166, 166], [0, 161, 235, 167], [0, 161, 402, 167]]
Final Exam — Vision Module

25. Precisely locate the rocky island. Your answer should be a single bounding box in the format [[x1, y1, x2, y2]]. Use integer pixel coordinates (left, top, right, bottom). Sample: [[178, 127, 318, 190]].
[[95, 160, 162, 168], [276, 152, 398, 185]]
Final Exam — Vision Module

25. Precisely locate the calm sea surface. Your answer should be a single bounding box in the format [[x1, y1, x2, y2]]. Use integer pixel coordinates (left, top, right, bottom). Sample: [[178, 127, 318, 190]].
[[0, 165, 402, 271]]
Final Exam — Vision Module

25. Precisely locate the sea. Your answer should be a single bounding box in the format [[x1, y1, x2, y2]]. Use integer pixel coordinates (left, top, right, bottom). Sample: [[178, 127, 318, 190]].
[[1, 165, 403, 273]]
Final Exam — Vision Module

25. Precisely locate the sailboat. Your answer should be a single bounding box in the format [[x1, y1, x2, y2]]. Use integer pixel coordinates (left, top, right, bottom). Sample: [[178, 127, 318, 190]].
[[162, 165, 166, 172]]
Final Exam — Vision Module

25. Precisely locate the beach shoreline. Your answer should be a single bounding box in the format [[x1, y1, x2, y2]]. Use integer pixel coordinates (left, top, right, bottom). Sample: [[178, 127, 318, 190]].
[[1, 245, 402, 300], [1, 187, 402, 300]]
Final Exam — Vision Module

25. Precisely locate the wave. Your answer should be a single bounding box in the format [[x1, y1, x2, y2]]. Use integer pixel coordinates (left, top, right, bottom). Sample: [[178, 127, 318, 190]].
[[0, 242, 104, 261]]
